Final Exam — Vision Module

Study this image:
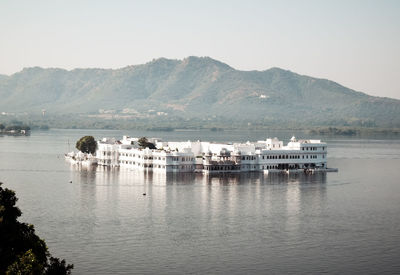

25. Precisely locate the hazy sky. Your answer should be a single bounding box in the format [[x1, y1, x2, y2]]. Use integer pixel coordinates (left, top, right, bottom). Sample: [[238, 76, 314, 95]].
[[1, 0, 399, 99]]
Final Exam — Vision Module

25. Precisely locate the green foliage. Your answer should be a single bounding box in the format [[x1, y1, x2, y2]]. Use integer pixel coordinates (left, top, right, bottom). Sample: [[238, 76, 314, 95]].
[[75, 136, 97, 154], [0, 182, 47, 273], [0, 182, 73, 274], [307, 126, 400, 137], [45, 257, 73, 275], [309, 127, 357, 136], [6, 249, 44, 275], [0, 56, 399, 127], [0, 183, 22, 222], [138, 137, 156, 149]]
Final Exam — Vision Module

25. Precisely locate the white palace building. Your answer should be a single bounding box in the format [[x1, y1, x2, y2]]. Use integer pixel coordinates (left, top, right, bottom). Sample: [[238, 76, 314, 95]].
[[92, 136, 336, 174]]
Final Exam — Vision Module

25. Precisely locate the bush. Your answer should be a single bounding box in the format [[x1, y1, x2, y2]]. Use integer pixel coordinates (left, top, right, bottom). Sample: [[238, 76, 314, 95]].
[[75, 136, 97, 154]]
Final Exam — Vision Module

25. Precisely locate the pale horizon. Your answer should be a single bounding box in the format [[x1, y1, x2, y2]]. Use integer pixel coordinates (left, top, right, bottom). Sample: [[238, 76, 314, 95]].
[[1, 0, 399, 99]]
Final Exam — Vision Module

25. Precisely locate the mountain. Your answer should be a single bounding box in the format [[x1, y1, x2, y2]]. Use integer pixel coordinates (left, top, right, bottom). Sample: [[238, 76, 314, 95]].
[[0, 56, 399, 127]]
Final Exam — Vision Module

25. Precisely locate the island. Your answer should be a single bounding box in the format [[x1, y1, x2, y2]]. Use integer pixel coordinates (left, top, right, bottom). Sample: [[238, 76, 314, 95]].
[[66, 136, 338, 174]]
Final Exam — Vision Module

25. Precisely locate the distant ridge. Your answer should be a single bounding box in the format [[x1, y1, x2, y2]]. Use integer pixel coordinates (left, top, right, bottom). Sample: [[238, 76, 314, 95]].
[[0, 56, 399, 127]]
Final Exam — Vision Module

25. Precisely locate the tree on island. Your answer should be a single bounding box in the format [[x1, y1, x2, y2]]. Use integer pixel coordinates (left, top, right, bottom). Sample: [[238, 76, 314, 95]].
[[0, 182, 74, 274], [75, 136, 97, 154], [138, 137, 156, 149]]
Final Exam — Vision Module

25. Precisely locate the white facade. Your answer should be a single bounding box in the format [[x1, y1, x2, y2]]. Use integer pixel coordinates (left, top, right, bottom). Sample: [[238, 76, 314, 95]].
[[95, 136, 329, 173]]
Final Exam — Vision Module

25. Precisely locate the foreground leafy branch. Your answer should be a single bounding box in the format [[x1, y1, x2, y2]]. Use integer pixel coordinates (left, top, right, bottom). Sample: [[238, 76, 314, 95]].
[[0, 182, 73, 274]]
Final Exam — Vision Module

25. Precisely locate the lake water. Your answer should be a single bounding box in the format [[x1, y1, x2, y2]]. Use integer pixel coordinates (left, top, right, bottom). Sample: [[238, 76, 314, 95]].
[[1, 129, 400, 274]]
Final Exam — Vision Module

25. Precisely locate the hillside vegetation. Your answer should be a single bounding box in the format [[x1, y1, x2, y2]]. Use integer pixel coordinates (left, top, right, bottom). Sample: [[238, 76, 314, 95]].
[[0, 56, 399, 128]]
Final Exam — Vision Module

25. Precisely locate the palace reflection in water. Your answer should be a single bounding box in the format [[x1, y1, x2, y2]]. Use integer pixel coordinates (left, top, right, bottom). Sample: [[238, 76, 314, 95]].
[[70, 165, 327, 236]]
